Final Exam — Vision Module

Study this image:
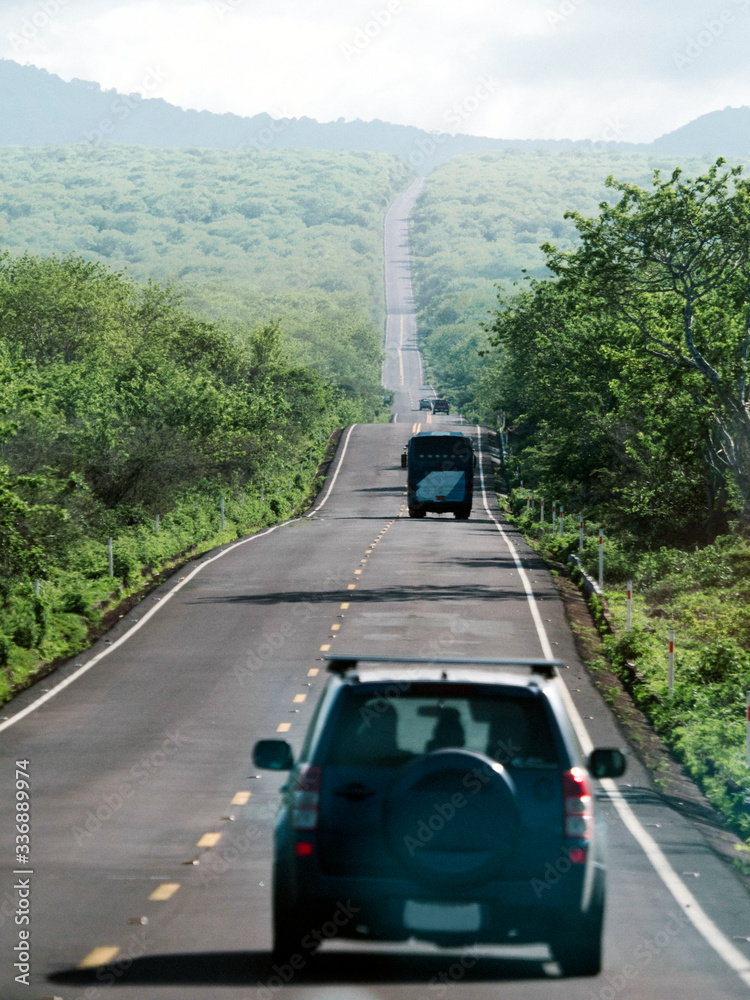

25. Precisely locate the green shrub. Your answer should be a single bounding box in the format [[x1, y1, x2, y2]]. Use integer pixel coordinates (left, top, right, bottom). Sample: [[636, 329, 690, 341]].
[[694, 638, 750, 685], [59, 591, 89, 615], [11, 623, 35, 649], [604, 627, 657, 671]]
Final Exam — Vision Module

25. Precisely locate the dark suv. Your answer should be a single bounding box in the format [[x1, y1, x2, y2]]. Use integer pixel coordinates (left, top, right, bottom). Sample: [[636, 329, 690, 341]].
[[431, 398, 450, 414], [253, 655, 625, 977]]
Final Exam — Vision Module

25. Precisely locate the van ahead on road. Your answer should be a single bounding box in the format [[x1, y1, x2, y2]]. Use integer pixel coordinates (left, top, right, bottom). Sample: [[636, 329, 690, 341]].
[[406, 431, 474, 519]]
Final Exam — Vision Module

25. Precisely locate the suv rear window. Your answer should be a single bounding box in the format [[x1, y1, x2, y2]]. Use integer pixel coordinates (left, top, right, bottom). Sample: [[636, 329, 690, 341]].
[[320, 684, 560, 769]]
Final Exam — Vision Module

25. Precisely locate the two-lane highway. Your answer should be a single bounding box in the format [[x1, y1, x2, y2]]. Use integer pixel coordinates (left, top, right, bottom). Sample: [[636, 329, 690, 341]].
[[1, 180, 750, 999]]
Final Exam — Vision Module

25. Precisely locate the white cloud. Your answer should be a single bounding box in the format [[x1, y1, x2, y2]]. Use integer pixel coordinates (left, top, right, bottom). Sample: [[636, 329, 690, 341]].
[[0, 0, 748, 141]]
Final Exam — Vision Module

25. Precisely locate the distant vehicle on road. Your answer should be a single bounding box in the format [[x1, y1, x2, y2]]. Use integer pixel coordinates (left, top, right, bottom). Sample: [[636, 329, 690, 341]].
[[253, 654, 627, 975], [418, 398, 433, 410], [431, 398, 450, 414], [406, 431, 474, 519]]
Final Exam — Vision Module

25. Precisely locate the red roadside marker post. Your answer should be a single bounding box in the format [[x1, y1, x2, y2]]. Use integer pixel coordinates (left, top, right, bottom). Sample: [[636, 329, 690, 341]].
[[668, 630, 675, 694]]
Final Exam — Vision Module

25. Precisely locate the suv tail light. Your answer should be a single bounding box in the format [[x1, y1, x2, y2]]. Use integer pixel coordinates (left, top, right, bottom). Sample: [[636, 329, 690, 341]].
[[563, 767, 593, 844], [292, 765, 321, 830]]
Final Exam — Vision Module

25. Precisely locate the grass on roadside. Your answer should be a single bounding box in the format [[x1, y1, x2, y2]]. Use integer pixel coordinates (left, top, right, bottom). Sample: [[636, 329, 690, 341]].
[[505, 489, 750, 843]]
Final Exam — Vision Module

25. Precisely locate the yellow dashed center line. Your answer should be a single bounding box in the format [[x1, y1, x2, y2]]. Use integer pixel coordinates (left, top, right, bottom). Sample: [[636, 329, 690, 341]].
[[277, 722, 292, 733], [340, 602, 350, 610], [232, 791, 252, 805], [78, 947, 120, 969], [354, 569, 362, 575], [347, 583, 357, 590], [197, 832, 222, 848], [293, 693, 307, 704], [320, 643, 331, 651], [307, 668, 319, 677], [330, 623, 341, 631], [149, 882, 181, 901]]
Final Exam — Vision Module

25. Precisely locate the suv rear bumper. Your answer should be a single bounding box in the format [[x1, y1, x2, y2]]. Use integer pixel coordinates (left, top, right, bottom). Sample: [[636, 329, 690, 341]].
[[278, 865, 595, 945]]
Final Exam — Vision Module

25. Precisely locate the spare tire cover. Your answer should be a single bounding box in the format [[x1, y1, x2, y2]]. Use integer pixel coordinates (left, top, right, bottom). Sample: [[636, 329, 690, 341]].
[[384, 749, 519, 887]]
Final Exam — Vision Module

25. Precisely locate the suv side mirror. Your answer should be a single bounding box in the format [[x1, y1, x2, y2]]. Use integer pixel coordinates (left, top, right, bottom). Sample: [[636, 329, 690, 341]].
[[253, 739, 294, 771], [588, 747, 627, 779]]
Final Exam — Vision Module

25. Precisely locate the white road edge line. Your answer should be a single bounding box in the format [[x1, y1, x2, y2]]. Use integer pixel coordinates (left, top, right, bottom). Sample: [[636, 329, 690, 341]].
[[474, 425, 750, 989], [0, 424, 359, 734], [305, 424, 357, 517]]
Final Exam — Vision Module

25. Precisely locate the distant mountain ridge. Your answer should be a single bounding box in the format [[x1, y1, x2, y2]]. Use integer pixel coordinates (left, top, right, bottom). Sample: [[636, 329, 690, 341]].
[[1, 59, 748, 173]]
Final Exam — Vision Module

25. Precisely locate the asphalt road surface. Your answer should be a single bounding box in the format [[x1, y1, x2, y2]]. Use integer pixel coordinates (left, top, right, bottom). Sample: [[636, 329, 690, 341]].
[[1, 179, 750, 999]]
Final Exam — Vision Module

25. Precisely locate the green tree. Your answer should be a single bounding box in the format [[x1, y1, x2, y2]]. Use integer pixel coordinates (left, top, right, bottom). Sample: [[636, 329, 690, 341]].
[[543, 160, 750, 518]]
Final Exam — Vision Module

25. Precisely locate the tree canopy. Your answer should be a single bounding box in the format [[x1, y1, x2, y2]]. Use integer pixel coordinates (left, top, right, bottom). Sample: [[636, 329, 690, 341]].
[[484, 159, 750, 539]]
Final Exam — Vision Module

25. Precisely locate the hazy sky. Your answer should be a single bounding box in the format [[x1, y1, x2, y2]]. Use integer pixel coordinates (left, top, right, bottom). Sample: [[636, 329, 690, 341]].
[[1, 0, 748, 142]]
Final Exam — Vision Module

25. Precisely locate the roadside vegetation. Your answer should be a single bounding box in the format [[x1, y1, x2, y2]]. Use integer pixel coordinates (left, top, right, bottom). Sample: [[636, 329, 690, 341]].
[[0, 146, 414, 704], [476, 158, 750, 845], [510, 507, 750, 845], [0, 252, 388, 705]]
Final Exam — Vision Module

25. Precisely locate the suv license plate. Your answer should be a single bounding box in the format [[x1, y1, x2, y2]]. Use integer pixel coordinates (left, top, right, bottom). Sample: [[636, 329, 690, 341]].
[[403, 901, 481, 932]]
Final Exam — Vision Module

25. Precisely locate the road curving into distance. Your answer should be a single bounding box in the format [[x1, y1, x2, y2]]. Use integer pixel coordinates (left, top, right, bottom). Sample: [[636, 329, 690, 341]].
[[0, 180, 749, 998]]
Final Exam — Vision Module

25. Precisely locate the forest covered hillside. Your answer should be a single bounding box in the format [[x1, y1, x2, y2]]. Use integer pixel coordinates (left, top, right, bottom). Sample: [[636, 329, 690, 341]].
[[0, 144, 413, 400], [409, 149, 742, 417]]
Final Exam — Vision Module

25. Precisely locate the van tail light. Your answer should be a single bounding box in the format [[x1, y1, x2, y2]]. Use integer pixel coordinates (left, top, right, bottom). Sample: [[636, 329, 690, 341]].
[[563, 767, 593, 846], [292, 765, 321, 830]]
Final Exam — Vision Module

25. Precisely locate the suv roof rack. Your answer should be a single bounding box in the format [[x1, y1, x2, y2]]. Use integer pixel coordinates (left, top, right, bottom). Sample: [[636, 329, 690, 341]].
[[325, 654, 562, 679]]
